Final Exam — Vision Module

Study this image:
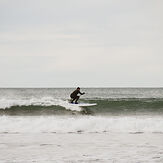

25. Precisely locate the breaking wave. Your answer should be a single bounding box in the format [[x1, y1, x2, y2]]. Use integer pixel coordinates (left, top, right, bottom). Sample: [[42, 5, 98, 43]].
[[0, 97, 163, 115], [0, 97, 82, 113], [0, 116, 163, 133]]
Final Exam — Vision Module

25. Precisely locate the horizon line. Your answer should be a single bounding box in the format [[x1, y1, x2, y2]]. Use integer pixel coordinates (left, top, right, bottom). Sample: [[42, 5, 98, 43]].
[[0, 87, 163, 89]]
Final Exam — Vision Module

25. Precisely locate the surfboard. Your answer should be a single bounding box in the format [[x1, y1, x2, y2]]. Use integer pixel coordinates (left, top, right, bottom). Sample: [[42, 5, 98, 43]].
[[69, 103, 97, 107]]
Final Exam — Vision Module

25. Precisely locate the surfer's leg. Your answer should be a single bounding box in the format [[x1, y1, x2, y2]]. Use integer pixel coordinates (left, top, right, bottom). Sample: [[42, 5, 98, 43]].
[[75, 96, 79, 104], [71, 98, 74, 103], [71, 96, 76, 103]]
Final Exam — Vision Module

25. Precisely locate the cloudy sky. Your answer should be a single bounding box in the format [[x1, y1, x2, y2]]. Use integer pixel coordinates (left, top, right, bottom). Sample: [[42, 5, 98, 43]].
[[0, 0, 163, 87]]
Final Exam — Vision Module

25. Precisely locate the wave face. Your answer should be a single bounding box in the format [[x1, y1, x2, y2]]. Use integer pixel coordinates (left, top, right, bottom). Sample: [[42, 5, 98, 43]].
[[0, 98, 83, 115], [84, 98, 163, 115], [0, 97, 163, 115]]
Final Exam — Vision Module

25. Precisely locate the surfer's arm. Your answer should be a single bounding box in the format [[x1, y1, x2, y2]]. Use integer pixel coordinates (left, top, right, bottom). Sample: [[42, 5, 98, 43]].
[[79, 91, 85, 95]]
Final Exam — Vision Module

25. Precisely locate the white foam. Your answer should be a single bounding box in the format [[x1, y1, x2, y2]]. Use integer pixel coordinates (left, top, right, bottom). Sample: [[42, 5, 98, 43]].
[[69, 103, 97, 107], [0, 116, 163, 133], [0, 97, 82, 111]]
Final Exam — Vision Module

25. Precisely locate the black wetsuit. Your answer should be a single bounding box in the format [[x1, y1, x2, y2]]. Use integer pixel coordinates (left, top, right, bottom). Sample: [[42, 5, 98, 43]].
[[70, 89, 84, 103]]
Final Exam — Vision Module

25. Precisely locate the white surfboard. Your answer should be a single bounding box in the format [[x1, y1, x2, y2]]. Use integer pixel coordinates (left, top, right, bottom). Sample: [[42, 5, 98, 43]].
[[69, 103, 97, 107]]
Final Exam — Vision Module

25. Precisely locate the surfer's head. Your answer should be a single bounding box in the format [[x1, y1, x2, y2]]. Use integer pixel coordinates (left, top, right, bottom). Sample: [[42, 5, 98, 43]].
[[77, 87, 80, 90]]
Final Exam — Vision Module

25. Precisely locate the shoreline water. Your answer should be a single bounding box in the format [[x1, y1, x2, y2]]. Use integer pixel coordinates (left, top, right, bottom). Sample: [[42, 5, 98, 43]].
[[0, 132, 163, 163]]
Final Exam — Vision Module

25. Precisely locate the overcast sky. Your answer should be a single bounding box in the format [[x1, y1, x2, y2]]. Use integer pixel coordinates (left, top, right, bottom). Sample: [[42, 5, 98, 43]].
[[0, 0, 163, 87]]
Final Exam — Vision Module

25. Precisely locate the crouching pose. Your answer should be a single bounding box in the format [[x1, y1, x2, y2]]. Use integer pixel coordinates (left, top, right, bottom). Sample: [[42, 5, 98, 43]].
[[70, 87, 85, 104]]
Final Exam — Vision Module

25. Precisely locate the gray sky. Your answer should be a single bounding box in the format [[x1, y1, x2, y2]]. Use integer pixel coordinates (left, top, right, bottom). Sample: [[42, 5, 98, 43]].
[[0, 0, 163, 87]]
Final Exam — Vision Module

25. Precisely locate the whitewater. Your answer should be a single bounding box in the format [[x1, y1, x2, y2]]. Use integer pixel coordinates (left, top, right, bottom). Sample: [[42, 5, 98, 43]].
[[0, 88, 163, 162]]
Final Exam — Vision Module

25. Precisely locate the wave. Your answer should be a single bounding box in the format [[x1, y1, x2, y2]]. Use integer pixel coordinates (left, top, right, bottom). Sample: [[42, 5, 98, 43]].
[[0, 97, 163, 115], [0, 97, 82, 111], [84, 98, 163, 114], [0, 116, 163, 133]]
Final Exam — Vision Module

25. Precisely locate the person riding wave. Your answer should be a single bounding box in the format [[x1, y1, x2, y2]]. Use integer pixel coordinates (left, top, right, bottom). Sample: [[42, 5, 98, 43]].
[[70, 87, 85, 104]]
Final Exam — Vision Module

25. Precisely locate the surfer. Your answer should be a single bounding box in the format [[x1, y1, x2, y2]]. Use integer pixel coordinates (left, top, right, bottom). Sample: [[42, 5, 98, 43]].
[[70, 87, 85, 104]]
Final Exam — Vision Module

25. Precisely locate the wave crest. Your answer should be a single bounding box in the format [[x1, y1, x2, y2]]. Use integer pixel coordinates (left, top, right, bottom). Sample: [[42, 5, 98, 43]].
[[0, 97, 82, 111]]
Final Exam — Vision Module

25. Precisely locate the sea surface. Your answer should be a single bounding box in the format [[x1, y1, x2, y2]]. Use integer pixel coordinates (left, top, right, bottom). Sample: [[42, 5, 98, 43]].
[[0, 88, 163, 133], [0, 88, 163, 162]]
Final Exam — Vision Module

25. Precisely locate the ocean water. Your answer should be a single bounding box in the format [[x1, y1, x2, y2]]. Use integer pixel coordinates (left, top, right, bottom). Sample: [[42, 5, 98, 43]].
[[0, 88, 163, 162], [0, 88, 163, 133]]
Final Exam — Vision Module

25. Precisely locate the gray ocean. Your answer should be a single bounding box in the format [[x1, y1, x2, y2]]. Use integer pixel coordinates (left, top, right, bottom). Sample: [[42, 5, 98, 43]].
[[0, 88, 163, 133], [1, 88, 163, 163]]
